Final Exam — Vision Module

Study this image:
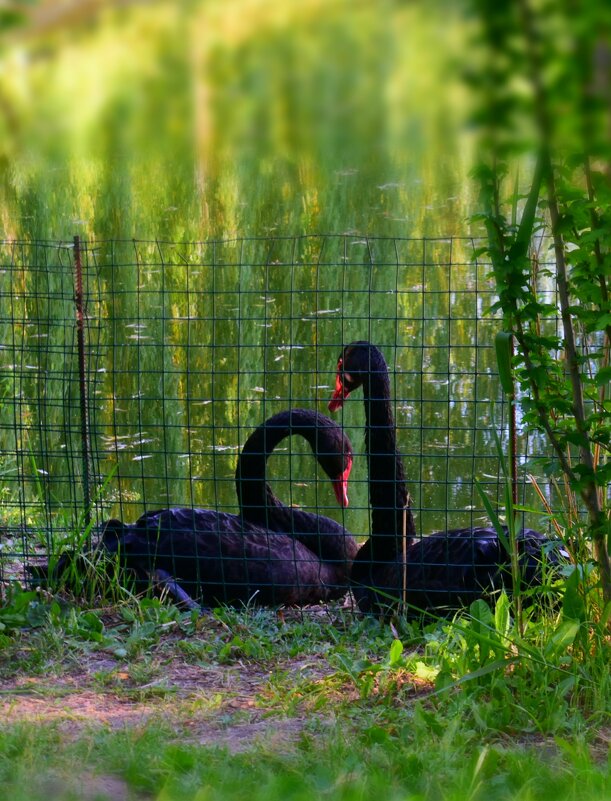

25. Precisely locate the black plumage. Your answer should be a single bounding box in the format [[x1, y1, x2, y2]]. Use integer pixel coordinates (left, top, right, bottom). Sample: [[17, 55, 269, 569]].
[[35, 409, 357, 607], [329, 341, 568, 615]]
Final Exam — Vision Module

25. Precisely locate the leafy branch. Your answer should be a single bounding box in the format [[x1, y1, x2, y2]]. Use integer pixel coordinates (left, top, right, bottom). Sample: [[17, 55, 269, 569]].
[[468, 0, 611, 610]]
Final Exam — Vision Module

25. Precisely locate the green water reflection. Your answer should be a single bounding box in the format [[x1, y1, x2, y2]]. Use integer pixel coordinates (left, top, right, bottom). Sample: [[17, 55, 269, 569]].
[[0, 4, 551, 548], [0, 236, 551, 548], [0, 2, 472, 242]]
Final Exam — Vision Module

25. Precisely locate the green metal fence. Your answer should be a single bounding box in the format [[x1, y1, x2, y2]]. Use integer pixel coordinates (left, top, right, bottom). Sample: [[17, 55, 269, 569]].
[[0, 235, 558, 598]]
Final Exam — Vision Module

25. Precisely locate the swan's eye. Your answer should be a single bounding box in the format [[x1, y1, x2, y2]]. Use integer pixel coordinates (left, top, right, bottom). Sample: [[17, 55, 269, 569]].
[[343, 372, 354, 389]]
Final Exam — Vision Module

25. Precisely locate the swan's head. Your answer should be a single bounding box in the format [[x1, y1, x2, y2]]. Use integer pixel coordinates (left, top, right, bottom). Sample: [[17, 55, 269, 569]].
[[328, 341, 386, 411], [316, 430, 353, 508]]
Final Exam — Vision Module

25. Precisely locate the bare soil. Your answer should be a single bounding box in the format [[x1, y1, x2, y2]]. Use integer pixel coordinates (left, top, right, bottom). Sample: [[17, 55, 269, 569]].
[[0, 646, 348, 752]]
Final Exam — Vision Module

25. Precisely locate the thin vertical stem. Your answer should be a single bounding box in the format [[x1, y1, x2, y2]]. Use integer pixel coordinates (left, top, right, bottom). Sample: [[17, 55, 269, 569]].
[[73, 235, 91, 529], [507, 336, 523, 635], [509, 338, 518, 510]]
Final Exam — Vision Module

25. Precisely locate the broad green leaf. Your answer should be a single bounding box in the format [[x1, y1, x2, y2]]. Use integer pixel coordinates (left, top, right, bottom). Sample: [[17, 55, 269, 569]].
[[544, 620, 580, 660], [594, 366, 611, 387], [495, 331, 514, 395], [513, 152, 545, 260], [389, 638, 404, 667], [494, 591, 511, 639], [562, 568, 586, 622]]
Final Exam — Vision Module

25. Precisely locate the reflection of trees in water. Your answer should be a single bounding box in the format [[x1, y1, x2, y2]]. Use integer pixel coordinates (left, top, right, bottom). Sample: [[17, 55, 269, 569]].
[[0, 236, 558, 542], [0, 3, 469, 241], [0, 5, 553, 538]]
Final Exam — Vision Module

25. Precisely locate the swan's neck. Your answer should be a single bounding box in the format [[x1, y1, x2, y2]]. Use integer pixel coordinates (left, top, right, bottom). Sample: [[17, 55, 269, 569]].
[[363, 373, 415, 560], [236, 419, 352, 564], [235, 423, 287, 520]]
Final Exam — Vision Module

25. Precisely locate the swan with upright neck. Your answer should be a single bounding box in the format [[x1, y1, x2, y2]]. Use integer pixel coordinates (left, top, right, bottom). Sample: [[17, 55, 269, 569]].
[[329, 340, 567, 615]]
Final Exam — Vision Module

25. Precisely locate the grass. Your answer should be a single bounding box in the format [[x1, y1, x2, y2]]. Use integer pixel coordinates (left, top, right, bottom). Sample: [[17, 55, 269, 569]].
[[2, 396, 607, 800], [0, 585, 608, 801], [0, 717, 606, 801]]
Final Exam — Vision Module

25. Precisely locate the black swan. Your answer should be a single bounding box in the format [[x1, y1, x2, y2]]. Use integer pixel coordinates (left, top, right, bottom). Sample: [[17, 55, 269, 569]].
[[328, 340, 568, 615], [33, 409, 357, 607]]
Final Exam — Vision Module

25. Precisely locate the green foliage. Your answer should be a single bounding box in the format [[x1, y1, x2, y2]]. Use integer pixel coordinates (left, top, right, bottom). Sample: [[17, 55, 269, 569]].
[[467, 0, 611, 608], [0, 586, 54, 634], [0, 584, 107, 646], [330, 596, 609, 739]]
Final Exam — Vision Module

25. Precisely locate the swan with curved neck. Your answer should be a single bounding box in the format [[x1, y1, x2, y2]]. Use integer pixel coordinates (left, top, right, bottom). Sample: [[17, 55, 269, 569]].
[[236, 408, 354, 566], [36, 409, 357, 607], [329, 341, 567, 615]]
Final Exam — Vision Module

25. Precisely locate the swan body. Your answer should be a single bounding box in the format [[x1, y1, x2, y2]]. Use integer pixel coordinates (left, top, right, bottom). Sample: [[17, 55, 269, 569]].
[[99, 508, 351, 607], [35, 409, 357, 607], [329, 341, 567, 615]]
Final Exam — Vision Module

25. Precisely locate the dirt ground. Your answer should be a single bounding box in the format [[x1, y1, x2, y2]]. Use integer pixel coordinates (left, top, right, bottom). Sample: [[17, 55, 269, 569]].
[[0, 646, 347, 752]]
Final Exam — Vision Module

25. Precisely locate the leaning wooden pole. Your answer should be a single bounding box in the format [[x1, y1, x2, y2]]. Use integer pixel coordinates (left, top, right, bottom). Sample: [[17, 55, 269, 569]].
[[73, 235, 91, 529]]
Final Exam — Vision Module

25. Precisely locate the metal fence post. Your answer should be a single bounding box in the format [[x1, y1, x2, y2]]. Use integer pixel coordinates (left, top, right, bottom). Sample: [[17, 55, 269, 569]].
[[73, 235, 91, 528]]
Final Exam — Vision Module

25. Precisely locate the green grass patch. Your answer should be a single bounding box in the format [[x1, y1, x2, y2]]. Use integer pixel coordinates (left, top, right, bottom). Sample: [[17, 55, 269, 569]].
[[0, 589, 608, 801], [0, 714, 607, 801]]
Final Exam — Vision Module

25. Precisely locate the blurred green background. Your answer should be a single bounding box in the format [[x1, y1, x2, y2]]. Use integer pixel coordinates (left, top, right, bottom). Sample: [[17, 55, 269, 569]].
[[1, 1, 535, 556], [0, 0, 473, 241]]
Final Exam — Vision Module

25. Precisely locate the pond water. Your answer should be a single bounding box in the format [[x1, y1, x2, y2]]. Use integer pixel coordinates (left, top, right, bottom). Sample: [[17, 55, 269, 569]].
[[0, 234, 552, 557], [0, 4, 553, 561], [0, 3, 473, 242]]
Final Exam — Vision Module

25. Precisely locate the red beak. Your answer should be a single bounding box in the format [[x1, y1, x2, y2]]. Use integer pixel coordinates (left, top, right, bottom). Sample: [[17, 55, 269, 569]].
[[328, 372, 350, 412], [331, 460, 351, 508]]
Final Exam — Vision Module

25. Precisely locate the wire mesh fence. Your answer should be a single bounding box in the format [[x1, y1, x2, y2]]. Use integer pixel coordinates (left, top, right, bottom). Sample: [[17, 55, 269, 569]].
[[0, 235, 561, 607]]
